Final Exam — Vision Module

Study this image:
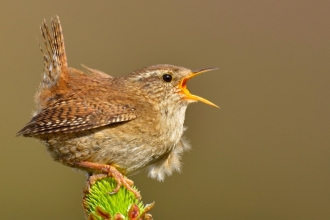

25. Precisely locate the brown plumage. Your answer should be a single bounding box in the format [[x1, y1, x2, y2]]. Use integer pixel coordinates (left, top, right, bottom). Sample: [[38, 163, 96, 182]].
[[17, 16, 218, 197]]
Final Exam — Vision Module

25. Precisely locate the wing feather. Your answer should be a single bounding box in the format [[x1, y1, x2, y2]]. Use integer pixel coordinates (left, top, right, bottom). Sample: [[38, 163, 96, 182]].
[[17, 99, 137, 136]]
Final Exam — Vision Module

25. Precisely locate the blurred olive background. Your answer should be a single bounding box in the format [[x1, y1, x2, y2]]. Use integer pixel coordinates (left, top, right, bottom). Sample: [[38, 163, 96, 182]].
[[1, 1, 329, 219]]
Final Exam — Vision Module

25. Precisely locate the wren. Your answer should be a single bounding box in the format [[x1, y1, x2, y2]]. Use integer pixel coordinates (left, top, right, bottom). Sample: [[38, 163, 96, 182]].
[[17, 16, 218, 198]]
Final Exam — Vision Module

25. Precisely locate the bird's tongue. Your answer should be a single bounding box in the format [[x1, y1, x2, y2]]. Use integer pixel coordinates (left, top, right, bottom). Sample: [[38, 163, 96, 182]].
[[180, 68, 219, 108]]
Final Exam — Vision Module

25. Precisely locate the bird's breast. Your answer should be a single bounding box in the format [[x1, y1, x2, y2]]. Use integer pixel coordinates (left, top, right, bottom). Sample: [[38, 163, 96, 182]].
[[157, 104, 188, 147]]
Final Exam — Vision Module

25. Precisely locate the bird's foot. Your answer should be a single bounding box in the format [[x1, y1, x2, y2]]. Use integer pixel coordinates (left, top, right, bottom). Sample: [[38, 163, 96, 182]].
[[85, 173, 107, 192], [78, 161, 141, 199]]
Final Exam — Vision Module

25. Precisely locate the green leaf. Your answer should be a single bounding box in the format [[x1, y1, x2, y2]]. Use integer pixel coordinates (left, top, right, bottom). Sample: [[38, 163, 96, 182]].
[[83, 177, 154, 220]]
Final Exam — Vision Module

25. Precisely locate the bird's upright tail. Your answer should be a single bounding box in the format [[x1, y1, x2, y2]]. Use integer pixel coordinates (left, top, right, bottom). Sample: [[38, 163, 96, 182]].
[[39, 16, 67, 88]]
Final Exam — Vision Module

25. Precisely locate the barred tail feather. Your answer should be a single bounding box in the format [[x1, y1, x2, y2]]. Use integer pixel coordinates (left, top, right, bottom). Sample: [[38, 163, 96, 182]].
[[40, 16, 67, 88]]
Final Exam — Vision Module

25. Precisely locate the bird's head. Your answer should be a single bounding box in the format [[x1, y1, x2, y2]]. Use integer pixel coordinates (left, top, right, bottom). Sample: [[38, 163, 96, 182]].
[[127, 64, 218, 109]]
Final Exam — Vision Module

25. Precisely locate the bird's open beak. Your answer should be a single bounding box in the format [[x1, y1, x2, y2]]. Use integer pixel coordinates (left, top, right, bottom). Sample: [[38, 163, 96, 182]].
[[179, 67, 219, 108]]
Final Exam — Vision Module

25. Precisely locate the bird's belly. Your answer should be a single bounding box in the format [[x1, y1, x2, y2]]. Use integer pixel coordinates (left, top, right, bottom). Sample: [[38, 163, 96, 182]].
[[87, 131, 168, 174], [37, 121, 179, 174]]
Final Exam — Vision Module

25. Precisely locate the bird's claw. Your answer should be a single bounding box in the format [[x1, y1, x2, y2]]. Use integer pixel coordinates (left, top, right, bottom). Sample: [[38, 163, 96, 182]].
[[79, 161, 141, 199]]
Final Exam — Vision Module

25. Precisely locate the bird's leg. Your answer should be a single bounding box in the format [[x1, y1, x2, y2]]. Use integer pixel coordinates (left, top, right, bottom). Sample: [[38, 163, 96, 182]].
[[78, 161, 141, 199]]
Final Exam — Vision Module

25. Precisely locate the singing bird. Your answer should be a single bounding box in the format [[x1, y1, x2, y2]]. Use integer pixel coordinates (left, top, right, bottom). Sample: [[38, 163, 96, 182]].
[[17, 16, 218, 198]]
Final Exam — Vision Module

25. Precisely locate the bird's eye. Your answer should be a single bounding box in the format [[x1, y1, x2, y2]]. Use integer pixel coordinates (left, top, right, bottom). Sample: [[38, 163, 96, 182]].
[[162, 74, 172, 82]]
